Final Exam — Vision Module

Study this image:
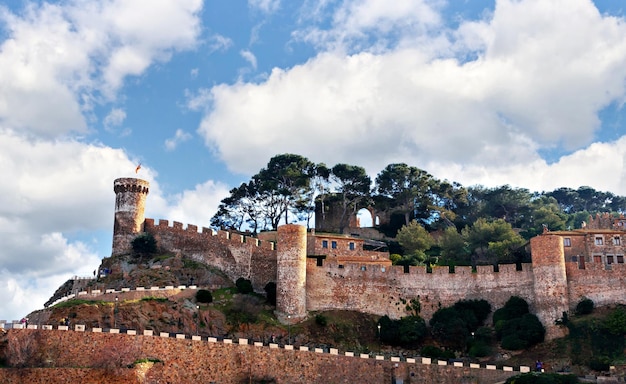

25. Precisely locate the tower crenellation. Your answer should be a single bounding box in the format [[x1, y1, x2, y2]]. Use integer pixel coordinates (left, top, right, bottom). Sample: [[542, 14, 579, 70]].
[[112, 177, 150, 256]]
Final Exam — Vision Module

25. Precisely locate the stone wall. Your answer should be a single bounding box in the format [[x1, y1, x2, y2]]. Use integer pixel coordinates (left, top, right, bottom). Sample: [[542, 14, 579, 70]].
[[144, 219, 277, 292], [306, 261, 536, 323], [1, 329, 521, 384], [566, 261, 626, 310]]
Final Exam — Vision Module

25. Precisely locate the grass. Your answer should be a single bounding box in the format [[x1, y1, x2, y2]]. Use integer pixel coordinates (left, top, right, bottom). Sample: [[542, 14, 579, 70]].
[[140, 297, 168, 303], [52, 299, 111, 309]]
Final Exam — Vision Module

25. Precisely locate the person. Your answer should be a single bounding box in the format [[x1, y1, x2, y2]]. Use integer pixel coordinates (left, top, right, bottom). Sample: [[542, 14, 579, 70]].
[[535, 360, 543, 372]]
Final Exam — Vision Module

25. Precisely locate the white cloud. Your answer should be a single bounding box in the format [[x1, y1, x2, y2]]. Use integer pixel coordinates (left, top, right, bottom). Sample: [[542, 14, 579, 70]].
[[248, 0, 281, 14], [0, 0, 203, 136], [207, 33, 233, 53], [148, 180, 231, 229], [103, 108, 127, 132], [295, 0, 443, 52], [240, 49, 258, 70], [164, 129, 192, 151], [195, 0, 626, 198]]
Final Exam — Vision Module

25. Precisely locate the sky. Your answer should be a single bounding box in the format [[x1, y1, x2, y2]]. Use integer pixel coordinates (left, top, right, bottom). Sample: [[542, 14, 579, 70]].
[[2, 0, 626, 321]]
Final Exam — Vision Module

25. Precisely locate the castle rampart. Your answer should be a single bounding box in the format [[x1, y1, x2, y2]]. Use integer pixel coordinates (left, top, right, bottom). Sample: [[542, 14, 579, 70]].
[[110, 178, 626, 341]]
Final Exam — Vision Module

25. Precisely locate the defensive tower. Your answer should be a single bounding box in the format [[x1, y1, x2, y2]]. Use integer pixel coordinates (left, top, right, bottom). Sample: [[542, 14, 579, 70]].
[[112, 177, 150, 256], [530, 234, 569, 340], [275, 224, 307, 324]]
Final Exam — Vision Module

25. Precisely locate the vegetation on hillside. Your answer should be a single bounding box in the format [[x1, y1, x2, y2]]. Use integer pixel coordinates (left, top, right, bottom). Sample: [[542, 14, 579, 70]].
[[211, 153, 626, 266]]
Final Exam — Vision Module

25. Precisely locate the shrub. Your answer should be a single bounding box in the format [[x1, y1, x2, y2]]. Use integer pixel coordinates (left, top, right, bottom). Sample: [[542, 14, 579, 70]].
[[398, 316, 428, 345], [468, 341, 492, 357], [493, 296, 529, 324], [264, 282, 276, 305], [315, 314, 327, 327], [131, 233, 157, 256], [496, 297, 545, 350], [420, 345, 455, 359], [588, 357, 611, 372], [504, 373, 579, 384], [235, 277, 254, 294], [575, 298, 594, 315], [196, 289, 213, 304]]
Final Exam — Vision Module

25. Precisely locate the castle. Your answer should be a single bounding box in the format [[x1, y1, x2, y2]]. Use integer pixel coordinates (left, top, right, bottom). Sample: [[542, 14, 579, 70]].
[[112, 177, 626, 340]]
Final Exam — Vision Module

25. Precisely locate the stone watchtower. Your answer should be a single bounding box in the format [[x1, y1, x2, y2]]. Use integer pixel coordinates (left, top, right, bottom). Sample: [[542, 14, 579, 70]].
[[530, 234, 569, 340], [275, 224, 307, 324], [112, 178, 150, 256]]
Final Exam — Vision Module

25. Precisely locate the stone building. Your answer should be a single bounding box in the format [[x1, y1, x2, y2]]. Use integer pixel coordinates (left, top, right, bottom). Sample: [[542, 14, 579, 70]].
[[111, 177, 626, 339]]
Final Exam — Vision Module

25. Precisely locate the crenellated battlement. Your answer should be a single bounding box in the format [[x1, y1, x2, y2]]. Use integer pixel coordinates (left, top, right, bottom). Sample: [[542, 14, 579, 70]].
[[144, 218, 275, 250]]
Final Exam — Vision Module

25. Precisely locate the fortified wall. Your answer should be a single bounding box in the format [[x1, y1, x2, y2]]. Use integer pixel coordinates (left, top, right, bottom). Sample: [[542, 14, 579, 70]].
[[111, 178, 626, 340]]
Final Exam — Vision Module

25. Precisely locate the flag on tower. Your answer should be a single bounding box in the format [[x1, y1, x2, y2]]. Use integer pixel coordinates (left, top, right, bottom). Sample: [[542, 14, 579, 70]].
[[135, 163, 141, 173]]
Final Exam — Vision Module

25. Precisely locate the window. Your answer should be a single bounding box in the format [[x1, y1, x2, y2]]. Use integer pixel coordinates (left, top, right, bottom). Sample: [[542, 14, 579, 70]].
[[618, 255, 624, 264], [607, 255, 614, 265], [595, 236, 604, 246], [594, 255, 602, 264], [360, 266, 367, 271], [563, 238, 571, 247], [322, 240, 328, 249], [349, 242, 355, 250], [331, 241, 337, 249], [614, 236, 621, 246]]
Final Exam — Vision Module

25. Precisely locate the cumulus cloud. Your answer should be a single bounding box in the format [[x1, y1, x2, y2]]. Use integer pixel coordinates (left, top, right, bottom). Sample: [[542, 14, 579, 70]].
[[148, 180, 231, 229], [248, 0, 281, 14], [195, 0, 626, 196], [0, 0, 203, 136], [240, 49, 258, 70], [103, 108, 127, 132], [164, 129, 192, 151]]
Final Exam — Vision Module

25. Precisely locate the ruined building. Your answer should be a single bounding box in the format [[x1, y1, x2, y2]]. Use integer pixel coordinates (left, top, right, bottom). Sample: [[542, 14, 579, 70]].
[[112, 177, 626, 340]]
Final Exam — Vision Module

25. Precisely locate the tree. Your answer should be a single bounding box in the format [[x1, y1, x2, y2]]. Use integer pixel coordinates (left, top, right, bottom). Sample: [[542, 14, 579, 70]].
[[236, 278, 254, 294], [439, 226, 470, 265], [196, 289, 213, 303], [396, 221, 434, 261], [330, 163, 371, 233], [255, 154, 316, 226], [264, 282, 277, 305], [463, 218, 526, 264], [375, 163, 437, 227], [131, 233, 157, 256]]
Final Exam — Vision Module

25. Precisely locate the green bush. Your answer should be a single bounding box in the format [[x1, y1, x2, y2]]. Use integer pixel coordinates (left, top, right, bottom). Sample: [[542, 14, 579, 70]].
[[468, 341, 492, 357], [493, 296, 529, 324], [264, 282, 276, 305], [196, 289, 213, 303], [131, 233, 157, 256], [235, 277, 254, 294], [575, 298, 594, 315], [420, 345, 455, 359], [378, 315, 427, 346], [496, 297, 545, 350], [315, 314, 328, 327], [588, 357, 610, 372], [504, 373, 579, 384]]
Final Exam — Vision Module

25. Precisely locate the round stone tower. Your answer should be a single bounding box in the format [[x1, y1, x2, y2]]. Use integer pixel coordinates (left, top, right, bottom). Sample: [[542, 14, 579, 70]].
[[275, 224, 307, 324], [530, 234, 569, 340], [112, 178, 150, 256]]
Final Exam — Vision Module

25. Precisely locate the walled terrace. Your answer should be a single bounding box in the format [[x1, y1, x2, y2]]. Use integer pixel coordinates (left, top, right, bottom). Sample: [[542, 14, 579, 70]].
[[1, 326, 528, 384]]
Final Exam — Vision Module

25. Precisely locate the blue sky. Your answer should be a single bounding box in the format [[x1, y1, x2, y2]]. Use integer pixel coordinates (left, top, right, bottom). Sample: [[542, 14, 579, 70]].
[[2, 0, 626, 321]]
